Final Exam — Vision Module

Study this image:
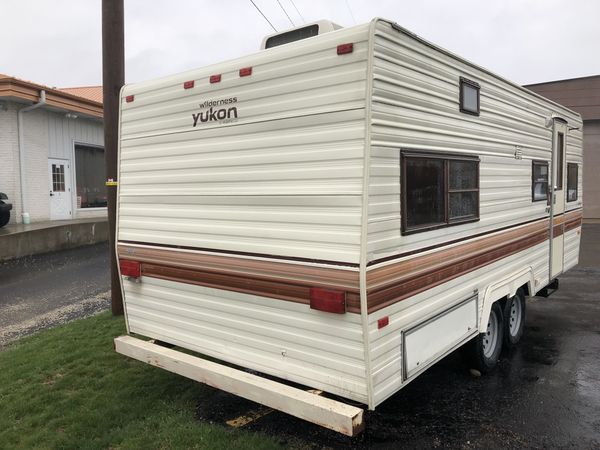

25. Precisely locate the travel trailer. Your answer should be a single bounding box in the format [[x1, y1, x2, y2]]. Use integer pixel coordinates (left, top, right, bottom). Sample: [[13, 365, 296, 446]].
[[114, 18, 583, 435]]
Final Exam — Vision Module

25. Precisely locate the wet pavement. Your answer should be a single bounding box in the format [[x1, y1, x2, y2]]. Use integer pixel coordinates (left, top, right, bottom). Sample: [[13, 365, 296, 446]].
[[0, 243, 110, 349], [198, 224, 600, 449]]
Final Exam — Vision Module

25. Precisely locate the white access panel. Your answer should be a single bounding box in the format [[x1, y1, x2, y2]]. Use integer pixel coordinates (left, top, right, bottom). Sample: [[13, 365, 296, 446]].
[[403, 295, 478, 380]]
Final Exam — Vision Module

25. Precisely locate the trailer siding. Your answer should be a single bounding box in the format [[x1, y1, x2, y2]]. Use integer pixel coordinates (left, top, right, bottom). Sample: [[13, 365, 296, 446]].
[[369, 238, 551, 406], [366, 20, 583, 262], [118, 24, 372, 264], [123, 275, 368, 402]]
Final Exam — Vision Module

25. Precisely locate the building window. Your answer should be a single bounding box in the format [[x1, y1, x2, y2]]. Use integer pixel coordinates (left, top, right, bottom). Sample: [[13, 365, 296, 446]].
[[401, 151, 479, 234], [532, 160, 549, 202], [567, 163, 578, 202], [51, 164, 66, 192], [459, 77, 480, 116], [75, 144, 107, 208]]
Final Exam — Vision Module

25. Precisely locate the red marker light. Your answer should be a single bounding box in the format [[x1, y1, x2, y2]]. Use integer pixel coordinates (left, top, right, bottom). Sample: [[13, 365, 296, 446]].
[[210, 74, 222, 83], [239, 67, 252, 77], [309, 287, 346, 314], [337, 43, 354, 55], [183, 80, 195, 89], [125, 95, 135, 103], [378, 316, 389, 329], [119, 259, 141, 278]]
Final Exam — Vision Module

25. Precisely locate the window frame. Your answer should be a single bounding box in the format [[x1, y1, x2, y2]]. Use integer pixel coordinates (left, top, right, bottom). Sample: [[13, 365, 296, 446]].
[[566, 162, 578, 202], [531, 160, 550, 203], [401, 150, 480, 235], [459, 77, 480, 116]]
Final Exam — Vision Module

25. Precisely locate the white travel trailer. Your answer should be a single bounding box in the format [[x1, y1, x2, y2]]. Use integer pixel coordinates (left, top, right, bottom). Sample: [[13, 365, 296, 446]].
[[114, 18, 583, 435]]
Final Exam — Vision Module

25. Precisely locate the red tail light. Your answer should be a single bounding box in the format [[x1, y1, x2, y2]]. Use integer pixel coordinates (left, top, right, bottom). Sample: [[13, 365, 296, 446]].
[[120, 259, 141, 278], [183, 80, 195, 89], [210, 74, 222, 83], [309, 288, 346, 314], [239, 67, 252, 77], [337, 43, 354, 55], [125, 95, 135, 103]]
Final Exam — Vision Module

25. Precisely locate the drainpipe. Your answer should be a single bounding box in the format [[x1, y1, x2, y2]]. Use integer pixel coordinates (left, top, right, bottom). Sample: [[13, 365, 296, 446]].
[[17, 90, 46, 223]]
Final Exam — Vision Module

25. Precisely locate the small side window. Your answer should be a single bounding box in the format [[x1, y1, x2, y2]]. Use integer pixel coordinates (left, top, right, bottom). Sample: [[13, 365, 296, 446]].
[[459, 77, 480, 116], [567, 163, 578, 202], [532, 160, 549, 202]]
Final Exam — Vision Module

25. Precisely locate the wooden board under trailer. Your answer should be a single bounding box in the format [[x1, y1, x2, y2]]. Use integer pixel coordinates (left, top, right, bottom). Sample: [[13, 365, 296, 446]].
[[114, 335, 365, 436]]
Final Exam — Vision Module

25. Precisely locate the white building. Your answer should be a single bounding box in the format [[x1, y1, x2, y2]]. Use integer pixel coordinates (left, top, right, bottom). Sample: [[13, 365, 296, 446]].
[[0, 75, 105, 224]]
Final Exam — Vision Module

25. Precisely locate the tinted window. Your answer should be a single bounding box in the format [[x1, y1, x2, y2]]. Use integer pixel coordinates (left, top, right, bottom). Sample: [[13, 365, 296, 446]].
[[75, 145, 107, 209], [405, 158, 445, 229], [532, 160, 549, 202], [402, 153, 479, 234], [460, 77, 480, 115], [265, 24, 319, 49], [567, 163, 578, 202]]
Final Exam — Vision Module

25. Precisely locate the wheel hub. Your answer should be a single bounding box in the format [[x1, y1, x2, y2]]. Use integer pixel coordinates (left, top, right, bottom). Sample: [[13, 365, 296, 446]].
[[482, 309, 499, 358], [509, 295, 523, 336]]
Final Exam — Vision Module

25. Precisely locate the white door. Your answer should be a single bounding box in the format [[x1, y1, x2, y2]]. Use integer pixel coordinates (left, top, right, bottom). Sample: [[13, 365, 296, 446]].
[[550, 120, 567, 279], [48, 159, 72, 220]]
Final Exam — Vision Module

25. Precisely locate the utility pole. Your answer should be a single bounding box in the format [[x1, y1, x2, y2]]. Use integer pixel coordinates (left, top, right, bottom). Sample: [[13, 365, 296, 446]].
[[102, 0, 124, 315]]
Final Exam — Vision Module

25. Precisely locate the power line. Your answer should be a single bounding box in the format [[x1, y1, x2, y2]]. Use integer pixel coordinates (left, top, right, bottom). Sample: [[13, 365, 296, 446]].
[[289, 0, 305, 24], [276, 0, 295, 27], [249, 0, 277, 32], [344, 0, 356, 25]]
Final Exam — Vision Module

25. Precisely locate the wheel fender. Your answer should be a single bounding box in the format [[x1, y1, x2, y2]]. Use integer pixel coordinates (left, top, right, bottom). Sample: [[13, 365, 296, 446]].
[[479, 267, 534, 332]]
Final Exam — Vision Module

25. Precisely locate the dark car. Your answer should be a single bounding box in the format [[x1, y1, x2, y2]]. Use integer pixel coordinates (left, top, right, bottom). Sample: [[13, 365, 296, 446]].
[[0, 192, 12, 227]]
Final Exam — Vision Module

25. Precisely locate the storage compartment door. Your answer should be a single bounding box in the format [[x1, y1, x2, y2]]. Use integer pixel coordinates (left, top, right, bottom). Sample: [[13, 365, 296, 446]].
[[403, 295, 478, 380]]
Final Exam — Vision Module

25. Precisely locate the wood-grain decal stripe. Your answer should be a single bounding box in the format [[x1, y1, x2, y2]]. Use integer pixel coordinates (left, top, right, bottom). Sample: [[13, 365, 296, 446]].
[[117, 244, 361, 313], [365, 219, 551, 313], [118, 210, 582, 315]]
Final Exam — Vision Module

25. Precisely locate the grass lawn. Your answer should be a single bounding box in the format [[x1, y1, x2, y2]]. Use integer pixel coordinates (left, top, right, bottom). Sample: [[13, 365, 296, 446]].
[[0, 311, 282, 450]]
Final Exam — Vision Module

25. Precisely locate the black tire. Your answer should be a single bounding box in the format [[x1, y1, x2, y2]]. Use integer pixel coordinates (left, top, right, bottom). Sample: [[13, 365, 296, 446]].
[[468, 302, 504, 373], [0, 210, 9, 228], [503, 288, 526, 348]]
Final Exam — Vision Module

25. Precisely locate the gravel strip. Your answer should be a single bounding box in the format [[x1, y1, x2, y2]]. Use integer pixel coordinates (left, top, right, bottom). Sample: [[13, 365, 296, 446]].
[[0, 291, 111, 351]]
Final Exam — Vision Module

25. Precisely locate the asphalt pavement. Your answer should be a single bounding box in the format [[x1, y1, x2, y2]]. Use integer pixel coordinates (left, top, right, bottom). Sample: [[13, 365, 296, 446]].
[[0, 242, 110, 349]]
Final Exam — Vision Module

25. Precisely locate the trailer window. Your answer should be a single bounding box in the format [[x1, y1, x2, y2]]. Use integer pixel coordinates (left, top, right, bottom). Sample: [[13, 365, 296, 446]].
[[402, 152, 479, 234], [567, 163, 578, 202], [459, 77, 480, 116], [532, 160, 549, 202]]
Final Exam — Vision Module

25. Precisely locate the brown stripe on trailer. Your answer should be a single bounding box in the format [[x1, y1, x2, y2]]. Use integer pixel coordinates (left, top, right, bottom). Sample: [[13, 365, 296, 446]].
[[117, 243, 362, 312], [117, 210, 582, 315], [364, 218, 551, 313], [564, 209, 583, 232]]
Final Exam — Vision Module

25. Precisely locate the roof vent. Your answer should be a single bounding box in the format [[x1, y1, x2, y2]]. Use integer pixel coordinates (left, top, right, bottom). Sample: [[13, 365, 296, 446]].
[[260, 20, 343, 50]]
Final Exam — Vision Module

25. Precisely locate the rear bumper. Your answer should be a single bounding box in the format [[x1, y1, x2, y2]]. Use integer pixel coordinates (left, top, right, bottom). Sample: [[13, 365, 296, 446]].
[[114, 335, 364, 436]]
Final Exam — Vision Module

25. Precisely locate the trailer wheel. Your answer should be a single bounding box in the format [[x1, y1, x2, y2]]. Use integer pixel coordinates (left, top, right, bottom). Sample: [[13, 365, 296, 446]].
[[503, 288, 526, 348], [469, 302, 504, 373]]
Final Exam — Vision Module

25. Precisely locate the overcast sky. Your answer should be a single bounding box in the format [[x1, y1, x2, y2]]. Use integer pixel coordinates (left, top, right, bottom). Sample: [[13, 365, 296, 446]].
[[1, 0, 599, 88]]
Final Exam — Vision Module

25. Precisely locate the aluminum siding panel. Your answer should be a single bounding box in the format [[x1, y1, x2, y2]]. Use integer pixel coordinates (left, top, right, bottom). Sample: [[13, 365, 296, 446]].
[[366, 20, 583, 261], [365, 20, 583, 407], [123, 276, 367, 403], [369, 240, 550, 406], [118, 24, 371, 264]]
